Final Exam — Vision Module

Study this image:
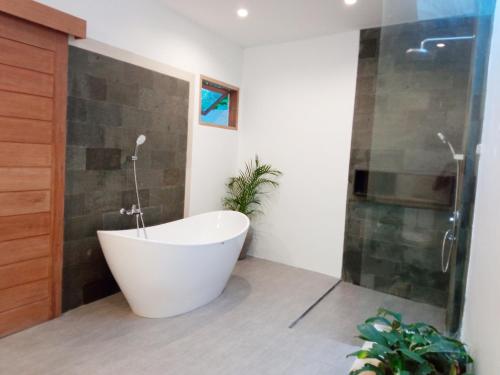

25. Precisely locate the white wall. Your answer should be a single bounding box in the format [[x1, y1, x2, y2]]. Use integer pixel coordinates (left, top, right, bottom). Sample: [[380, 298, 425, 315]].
[[239, 33, 359, 277], [37, 0, 244, 216], [462, 7, 500, 373], [37, 1, 360, 278]]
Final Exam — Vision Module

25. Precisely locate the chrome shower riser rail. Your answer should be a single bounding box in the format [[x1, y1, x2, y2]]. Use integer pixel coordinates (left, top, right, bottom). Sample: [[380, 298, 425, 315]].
[[120, 135, 148, 239]]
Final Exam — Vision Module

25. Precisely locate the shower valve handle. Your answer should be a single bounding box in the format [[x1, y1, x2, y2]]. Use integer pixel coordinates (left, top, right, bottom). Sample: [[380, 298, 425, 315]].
[[120, 204, 142, 216]]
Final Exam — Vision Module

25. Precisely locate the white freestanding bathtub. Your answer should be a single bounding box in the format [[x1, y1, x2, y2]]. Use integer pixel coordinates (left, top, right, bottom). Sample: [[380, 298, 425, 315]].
[[97, 211, 249, 318]]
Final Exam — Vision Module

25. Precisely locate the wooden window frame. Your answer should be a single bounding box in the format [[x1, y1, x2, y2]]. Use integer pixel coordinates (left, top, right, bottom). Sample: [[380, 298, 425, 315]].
[[199, 75, 239, 130]]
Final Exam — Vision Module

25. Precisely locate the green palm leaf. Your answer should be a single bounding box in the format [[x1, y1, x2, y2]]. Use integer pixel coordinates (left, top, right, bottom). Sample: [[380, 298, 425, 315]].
[[223, 155, 282, 218]]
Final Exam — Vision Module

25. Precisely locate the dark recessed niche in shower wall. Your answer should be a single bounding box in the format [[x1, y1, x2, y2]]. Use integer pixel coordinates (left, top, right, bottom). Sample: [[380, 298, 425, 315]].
[[63, 47, 189, 312], [353, 170, 455, 209]]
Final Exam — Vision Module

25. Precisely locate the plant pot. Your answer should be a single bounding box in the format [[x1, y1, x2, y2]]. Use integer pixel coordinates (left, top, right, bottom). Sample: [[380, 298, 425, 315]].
[[239, 225, 253, 260]]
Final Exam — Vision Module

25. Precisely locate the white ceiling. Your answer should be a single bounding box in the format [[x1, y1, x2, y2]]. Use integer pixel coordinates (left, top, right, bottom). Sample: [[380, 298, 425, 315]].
[[162, 0, 483, 47]]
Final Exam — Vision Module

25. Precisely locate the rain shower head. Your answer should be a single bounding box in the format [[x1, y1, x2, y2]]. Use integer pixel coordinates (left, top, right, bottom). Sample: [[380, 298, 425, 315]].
[[407, 35, 475, 61], [406, 47, 432, 59], [136, 134, 146, 145]]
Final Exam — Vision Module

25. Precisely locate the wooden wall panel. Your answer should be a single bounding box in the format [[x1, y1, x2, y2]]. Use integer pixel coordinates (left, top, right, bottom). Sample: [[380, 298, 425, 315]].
[[0, 143, 52, 167], [0, 213, 51, 242], [0, 37, 54, 74], [0, 279, 49, 313], [0, 258, 50, 290], [0, 64, 54, 97], [0, 1, 83, 337], [0, 191, 51, 216], [0, 235, 50, 266], [0, 299, 51, 337], [0, 168, 51, 192], [0, 90, 53, 120], [0, 117, 53, 144]]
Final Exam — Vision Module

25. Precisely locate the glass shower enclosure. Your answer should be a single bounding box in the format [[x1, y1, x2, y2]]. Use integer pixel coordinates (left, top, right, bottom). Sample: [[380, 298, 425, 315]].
[[342, 1, 495, 335]]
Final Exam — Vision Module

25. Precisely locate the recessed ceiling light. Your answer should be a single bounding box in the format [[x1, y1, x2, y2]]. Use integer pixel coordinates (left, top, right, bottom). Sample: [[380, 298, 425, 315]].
[[345, 0, 357, 5], [237, 8, 249, 18], [437, 43, 446, 48]]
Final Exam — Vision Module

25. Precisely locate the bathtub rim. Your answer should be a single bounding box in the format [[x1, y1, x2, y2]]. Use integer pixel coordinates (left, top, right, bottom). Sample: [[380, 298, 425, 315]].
[[97, 210, 250, 247]]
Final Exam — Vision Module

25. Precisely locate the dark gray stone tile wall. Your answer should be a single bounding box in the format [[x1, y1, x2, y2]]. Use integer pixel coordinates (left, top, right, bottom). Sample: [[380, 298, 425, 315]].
[[343, 18, 477, 307], [63, 47, 189, 311]]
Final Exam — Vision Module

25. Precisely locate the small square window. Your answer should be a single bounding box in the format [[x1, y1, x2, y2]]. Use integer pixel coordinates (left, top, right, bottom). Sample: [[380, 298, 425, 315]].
[[200, 76, 239, 130]]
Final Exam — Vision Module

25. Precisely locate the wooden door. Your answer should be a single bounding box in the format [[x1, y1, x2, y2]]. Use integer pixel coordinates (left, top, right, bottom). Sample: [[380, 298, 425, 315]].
[[0, 11, 68, 337]]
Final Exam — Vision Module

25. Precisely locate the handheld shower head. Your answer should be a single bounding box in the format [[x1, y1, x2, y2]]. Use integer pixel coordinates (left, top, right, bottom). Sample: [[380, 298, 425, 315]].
[[437, 132, 457, 158], [133, 134, 147, 159], [437, 132, 447, 144], [136, 134, 146, 145]]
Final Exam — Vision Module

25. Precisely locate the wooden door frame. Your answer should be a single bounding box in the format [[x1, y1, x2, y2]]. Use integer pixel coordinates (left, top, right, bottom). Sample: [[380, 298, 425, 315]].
[[50, 32, 68, 317], [0, 0, 86, 39]]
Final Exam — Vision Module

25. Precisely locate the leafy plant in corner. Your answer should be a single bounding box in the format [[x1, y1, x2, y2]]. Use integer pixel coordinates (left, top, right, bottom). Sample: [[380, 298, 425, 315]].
[[223, 155, 282, 218], [348, 308, 473, 375]]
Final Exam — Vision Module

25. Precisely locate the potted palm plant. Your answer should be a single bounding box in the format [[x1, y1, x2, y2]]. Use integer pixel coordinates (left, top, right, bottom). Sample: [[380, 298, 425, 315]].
[[223, 156, 282, 260], [349, 308, 473, 375]]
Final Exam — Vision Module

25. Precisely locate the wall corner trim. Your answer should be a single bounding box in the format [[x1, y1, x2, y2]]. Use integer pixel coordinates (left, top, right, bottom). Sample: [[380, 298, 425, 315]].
[[0, 0, 86, 38]]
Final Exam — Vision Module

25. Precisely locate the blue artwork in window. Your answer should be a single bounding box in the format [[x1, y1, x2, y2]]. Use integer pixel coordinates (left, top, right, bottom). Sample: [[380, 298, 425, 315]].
[[201, 87, 230, 126]]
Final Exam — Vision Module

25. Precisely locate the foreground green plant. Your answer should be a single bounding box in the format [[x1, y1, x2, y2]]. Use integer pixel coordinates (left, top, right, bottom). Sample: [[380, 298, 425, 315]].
[[223, 156, 282, 218], [349, 309, 473, 375]]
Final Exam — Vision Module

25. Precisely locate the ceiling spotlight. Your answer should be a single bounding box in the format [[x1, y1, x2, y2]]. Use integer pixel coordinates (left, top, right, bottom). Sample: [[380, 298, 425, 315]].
[[437, 43, 446, 48], [345, 0, 358, 5], [237, 8, 249, 18]]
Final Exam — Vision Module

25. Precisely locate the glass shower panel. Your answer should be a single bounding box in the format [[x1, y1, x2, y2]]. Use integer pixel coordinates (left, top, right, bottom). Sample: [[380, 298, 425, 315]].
[[367, 17, 474, 307], [342, 0, 495, 335], [446, 11, 495, 334]]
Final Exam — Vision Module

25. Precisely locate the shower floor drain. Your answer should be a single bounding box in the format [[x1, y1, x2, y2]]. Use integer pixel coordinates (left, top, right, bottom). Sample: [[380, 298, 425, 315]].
[[288, 280, 342, 329]]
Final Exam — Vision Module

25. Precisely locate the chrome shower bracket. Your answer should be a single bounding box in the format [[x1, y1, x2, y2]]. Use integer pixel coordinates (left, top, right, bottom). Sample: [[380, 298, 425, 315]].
[[449, 210, 460, 223]]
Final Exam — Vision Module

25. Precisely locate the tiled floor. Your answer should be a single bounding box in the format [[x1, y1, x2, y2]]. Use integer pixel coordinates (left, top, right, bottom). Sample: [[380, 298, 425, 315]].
[[294, 282, 445, 346], [0, 257, 444, 375]]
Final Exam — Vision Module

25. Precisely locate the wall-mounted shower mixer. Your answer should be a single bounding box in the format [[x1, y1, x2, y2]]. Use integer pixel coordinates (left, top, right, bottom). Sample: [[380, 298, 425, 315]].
[[120, 204, 143, 217]]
